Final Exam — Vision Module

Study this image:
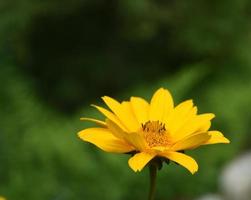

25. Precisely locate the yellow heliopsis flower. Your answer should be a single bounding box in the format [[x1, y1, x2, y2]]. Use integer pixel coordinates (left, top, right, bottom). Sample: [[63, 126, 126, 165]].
[[78, 88, 230, 174]]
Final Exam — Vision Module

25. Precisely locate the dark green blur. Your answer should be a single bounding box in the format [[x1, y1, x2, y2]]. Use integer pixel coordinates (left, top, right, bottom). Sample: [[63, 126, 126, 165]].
[[0, 0, 251, 199]]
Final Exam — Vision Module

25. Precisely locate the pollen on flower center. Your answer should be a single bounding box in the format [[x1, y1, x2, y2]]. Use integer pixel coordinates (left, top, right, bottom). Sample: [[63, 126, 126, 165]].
[[141, 120, 171, 148]]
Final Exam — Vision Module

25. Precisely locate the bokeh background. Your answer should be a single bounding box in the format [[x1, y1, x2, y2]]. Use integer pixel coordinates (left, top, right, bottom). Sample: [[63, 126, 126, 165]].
[[1, 0, 251, 199]]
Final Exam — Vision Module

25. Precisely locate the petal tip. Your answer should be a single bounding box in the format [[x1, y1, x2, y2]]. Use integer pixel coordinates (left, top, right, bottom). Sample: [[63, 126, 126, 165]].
[[190, 163, 199, 175], [101, 96, 108, 100], [183, 99, 193, 104], [224, 138, 230, 144], [91, 104, 97, 108], [128, 160, 139, 172], [77, 130, 84, 140], [132, 168, 141, 173], [210, 113, 216, 120], [156, 87, 170, 93]]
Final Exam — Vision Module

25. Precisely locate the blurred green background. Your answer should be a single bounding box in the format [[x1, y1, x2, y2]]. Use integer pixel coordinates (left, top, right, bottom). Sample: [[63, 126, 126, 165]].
[[1, 0, 251, 199]]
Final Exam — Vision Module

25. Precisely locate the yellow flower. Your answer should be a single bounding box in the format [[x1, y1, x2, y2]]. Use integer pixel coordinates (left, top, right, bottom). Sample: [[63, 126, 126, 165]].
[[0, 196, 6, 200], [78, 88, 230, 174]]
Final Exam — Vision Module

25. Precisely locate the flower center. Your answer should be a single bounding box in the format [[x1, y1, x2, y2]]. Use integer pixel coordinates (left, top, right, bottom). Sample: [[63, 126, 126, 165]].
[[141, 120, 171, 148]]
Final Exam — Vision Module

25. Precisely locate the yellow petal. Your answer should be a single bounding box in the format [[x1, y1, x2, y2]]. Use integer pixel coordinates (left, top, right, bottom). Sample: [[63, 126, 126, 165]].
[[80, 117, 106, 127], [203, 131, 230, 145], [130, 97, 149, 124], [166, 100, 195, 134], [171, 132, 210, 151], [106, 119, 147, 151], [128, 152, 155, 172], [199, 121, 211, 133], [102, 96, 140, 132], [160, 151, 198, 174], [106, 119, 128, 140], [126, 132, 147, 151], [149, 88, 174, 122], [92, 104, 127, 131], [174, 113, 215, 141], [102, 96, 121, 116], [194, 114, 215, 134], [152, 146, 169, 152], [121, 101, 140, 131], [78, 128, 134, 153]]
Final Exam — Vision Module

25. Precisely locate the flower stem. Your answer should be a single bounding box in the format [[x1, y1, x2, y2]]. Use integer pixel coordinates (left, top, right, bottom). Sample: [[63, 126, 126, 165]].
[[148, 163, 158, 200]]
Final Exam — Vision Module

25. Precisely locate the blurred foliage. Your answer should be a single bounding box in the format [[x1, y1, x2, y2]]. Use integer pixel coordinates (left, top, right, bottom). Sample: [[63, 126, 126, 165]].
[[1, 0, 251, 200]]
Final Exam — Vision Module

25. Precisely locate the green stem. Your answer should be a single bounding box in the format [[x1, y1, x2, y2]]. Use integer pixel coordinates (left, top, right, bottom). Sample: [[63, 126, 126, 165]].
[[148, 163, 158, 200]]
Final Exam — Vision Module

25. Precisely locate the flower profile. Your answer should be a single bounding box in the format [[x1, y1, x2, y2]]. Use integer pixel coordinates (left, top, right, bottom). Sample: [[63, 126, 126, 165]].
[[78, 88, 229, 174]]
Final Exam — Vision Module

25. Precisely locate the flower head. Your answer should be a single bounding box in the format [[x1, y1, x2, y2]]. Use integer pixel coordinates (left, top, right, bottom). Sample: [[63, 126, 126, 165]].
[[78, 88, 230, 174]]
